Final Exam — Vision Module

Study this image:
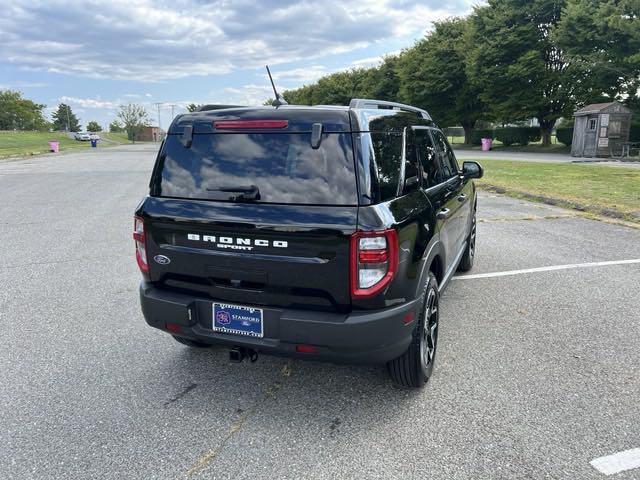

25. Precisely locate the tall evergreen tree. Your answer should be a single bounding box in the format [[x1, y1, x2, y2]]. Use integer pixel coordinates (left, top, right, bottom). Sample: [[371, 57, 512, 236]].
[[469, 0, 573, 146], [553, 0, 640, 104], [359, 56, 402, 102], [51, 103, 81, 132], [398, 18, 484, 144]]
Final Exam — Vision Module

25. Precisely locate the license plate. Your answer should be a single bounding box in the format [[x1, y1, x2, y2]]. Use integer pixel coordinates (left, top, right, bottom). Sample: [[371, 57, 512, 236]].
[[212, 303, 263, 338]]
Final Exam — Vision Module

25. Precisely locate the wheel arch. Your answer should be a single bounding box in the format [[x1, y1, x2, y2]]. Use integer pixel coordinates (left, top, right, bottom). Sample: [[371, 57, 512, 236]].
[[415, 237, 445, 297]]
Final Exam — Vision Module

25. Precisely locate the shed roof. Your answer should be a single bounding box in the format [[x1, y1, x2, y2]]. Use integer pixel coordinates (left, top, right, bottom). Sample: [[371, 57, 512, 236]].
[[574, 101, 632, 116]]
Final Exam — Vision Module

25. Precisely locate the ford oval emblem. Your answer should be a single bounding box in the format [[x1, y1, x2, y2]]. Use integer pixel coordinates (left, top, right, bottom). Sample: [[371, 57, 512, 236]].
[[154, 255, 171, 265]]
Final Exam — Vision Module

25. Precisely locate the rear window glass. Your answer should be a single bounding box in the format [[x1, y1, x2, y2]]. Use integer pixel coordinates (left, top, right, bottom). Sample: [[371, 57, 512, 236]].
[[157, 133, 358, 205]]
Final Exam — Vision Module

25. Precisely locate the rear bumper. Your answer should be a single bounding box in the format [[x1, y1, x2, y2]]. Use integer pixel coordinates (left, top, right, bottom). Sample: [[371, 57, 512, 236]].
[[139, 282, 419, 364]]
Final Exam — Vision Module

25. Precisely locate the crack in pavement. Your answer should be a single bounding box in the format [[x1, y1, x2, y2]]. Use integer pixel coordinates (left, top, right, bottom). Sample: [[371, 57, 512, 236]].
[[185, 361, 293, 478], [165, 383, 198, 406]]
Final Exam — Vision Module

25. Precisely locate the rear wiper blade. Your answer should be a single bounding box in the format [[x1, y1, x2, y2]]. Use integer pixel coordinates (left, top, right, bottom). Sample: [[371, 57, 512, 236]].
[[207, 184, 260, 201]]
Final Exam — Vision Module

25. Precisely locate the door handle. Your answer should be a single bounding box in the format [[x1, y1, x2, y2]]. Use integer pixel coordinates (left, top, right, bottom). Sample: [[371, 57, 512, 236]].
[[457, 193, 467, 202], [436, 208, 451, 220]]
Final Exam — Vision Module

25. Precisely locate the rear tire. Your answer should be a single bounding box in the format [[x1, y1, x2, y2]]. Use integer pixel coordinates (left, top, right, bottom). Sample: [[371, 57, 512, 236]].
[[457, 206, 477, 272], [172, 335, 213, 348], [387, 272, 439, 388]]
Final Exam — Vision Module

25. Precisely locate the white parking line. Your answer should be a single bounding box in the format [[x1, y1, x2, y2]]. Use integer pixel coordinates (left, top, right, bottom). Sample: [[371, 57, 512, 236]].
[[453, 259, 640, 280], [591, 448, 640, 476]]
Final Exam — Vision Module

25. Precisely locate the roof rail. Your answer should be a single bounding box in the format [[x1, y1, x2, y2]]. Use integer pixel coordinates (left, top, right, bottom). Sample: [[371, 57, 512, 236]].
[[349, 98, 431, 120], [196, 104, 245, 112]]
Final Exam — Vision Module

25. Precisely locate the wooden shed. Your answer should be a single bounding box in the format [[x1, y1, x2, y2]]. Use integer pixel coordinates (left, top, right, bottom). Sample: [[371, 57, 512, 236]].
[[571, 102, 632, 157]]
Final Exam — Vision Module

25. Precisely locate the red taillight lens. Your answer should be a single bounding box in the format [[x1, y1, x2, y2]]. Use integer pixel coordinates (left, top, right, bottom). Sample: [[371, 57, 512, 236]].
[[133, 216, 148, 274], [358, 249, 388, 263], [295, 344, 317, 353], [350, 229, 398, 298], [213, 120, 288, 130], [165, 323, 181, 333]]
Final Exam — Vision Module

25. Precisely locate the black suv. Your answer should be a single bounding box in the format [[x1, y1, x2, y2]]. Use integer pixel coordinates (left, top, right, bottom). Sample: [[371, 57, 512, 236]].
[[135, 99, 482, 388]]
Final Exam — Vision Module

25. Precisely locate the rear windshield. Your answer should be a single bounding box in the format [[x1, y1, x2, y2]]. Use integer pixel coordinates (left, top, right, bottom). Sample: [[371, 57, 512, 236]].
[[157, 133, 358, 205]]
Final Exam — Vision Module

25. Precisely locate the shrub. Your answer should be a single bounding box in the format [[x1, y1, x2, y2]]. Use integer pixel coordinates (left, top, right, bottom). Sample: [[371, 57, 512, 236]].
[[630, 125, 640, 142], [471, 129, 494, 146], [527, 127, 542, 143], [556, 127, 574, 146], [494, 127, 540, 146]]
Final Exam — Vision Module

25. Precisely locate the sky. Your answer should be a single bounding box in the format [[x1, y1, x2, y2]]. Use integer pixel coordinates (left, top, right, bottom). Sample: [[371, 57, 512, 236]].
[[0, 0, 479, 131]]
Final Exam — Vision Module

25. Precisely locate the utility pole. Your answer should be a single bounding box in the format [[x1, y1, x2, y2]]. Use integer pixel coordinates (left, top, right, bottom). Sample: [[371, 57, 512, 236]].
[[154, 102, 163, 132], [66, 105, 71, 132]]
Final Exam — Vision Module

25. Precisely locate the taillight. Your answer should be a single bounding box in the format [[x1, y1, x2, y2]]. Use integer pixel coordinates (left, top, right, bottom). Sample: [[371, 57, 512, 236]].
[[133, 216, 148, 274], [350, 229, 398, 298], [213, 120, 288, 129]]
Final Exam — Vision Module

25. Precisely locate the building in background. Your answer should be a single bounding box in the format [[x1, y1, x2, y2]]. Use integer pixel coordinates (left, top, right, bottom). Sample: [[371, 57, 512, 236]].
[[137, 126, 165, 142], [571, 102, 632, 157]]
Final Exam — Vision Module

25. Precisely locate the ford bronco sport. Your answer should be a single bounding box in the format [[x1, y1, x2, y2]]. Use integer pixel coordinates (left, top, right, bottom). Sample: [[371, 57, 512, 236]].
[[135, 99, 483, 388]]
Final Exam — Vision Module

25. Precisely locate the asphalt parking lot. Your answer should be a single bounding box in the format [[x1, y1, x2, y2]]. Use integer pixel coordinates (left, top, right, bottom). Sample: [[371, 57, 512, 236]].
[[1, 144, 639, 479]]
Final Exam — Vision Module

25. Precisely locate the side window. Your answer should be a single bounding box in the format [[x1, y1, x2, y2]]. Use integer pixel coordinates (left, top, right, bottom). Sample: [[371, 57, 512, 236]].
[[432, 130, 459, 179], [402, 129, 420, 194], [369, 132, 403, 201], [414, 129, 442, 187]]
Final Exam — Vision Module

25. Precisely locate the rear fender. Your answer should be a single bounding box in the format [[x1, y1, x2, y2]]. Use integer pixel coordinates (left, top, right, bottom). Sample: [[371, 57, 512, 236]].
[[415, 235, 445, 298]]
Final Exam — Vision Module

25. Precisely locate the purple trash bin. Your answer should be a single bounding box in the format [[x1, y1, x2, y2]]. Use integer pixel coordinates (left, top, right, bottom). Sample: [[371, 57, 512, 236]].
[[481, 138, 493, 151], [48, 141, 60, 153]]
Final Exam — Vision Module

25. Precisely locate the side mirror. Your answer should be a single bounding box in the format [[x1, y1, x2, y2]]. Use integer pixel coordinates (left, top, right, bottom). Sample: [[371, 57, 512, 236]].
[[462, 161, 483, 179]]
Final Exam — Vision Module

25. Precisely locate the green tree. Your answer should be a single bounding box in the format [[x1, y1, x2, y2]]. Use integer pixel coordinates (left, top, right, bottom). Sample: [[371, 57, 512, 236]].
[[186, 103, 200, 112], [553, 0, 640, 104], [0, 90, 49, 131], [283, 68, 373, 106], [86, 121, 102, 132], [116, 103, 149, 142], [469, 0, 573, 146], [359, 56, 402, 102], [398, 18, 484, 144], [283, 84, 315, 105], [51, 103, 81, 132], [109, 120, 124, 133]]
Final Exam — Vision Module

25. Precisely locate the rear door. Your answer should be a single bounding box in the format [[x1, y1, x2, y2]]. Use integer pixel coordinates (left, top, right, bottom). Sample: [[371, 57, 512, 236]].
[[431, 129, 469, 259], [140, 126, 359, 313], [414, 128, 457, 267]]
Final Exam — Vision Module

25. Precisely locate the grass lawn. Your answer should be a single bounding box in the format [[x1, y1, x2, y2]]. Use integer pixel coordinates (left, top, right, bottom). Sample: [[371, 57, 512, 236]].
[[102, 132, 130, 144], [0, 131, 132, 159], [475, 159, 640, 223]]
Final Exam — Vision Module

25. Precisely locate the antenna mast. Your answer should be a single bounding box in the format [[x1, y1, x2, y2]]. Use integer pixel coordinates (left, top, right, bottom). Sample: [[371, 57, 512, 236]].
[[266, 65, 288, 107]]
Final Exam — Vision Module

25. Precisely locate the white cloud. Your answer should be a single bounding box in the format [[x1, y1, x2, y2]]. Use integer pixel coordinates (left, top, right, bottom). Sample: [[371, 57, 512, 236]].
[[0, 0, 476, 82], [270, 66, 332, 84], [220, 85, 274, 106], [351, 50, 402, 68], [59, 96, 119, 109], [0, 81, 48, 89]]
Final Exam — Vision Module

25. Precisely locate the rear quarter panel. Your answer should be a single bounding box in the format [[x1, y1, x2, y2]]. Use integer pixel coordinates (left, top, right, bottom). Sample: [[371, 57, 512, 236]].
[[355, 189, 439, 309]]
